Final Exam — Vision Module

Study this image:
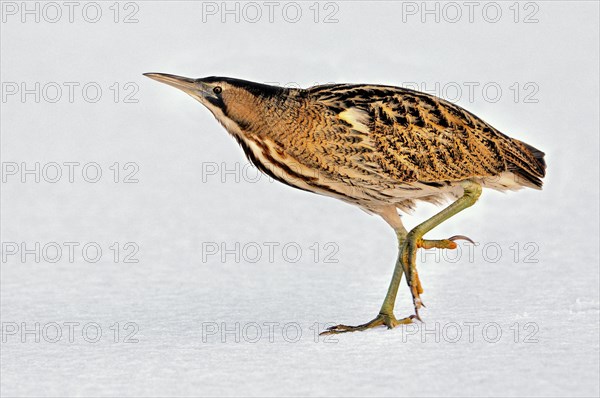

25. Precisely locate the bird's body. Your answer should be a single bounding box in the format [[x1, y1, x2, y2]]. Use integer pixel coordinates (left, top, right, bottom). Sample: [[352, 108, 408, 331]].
[[145, 73, 546, 334], [189, 78, 545, 214]]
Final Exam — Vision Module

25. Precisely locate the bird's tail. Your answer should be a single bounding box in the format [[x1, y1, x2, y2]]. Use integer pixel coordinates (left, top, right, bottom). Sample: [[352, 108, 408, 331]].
[[501, 139, 547, 189]]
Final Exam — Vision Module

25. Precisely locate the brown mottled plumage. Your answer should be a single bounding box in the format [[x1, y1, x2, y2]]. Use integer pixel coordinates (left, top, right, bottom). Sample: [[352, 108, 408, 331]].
[[174, 78, 545, 213], [145, 74, 546, 334]]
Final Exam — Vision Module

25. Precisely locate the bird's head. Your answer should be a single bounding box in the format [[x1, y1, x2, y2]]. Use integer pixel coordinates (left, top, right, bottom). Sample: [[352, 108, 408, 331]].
[[144, 73, 290, 135]]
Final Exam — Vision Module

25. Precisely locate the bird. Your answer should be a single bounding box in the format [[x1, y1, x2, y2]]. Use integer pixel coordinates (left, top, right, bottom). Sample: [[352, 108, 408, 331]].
[[144, 73, 546, 335]]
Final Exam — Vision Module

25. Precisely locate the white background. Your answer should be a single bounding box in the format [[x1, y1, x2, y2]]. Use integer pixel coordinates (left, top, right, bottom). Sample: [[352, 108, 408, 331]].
[[1, 1, 599, 396]]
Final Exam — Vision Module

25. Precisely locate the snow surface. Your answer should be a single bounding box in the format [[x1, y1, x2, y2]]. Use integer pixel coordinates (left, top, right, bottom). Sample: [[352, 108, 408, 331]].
[[1, 2, 599, 397]]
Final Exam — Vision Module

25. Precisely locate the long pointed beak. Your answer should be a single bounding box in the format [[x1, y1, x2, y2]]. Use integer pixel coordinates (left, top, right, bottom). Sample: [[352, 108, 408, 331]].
[[143, 73, 198, 92]]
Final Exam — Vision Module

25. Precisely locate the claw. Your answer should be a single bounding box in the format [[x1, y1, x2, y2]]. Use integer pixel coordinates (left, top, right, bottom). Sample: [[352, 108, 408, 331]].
[[413, 305, 422, 321], [413, 295, 426, 320], [448, 235, 475, 244]]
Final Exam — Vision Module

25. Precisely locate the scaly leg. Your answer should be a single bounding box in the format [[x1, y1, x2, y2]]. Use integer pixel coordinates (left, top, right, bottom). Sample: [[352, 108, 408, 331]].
[[403, 180, 482, 320], [321, 181, 482, 335], [322, 207, 416, 335]]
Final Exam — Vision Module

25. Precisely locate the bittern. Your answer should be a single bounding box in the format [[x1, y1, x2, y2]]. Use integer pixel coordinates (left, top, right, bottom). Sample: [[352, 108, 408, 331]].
[[144, 73, 546, 335]]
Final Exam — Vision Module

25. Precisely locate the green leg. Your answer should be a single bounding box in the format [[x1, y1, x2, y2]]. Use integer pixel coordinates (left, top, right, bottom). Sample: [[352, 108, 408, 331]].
[[378, 228, 408, 316], [321, 214, 414, 335], [320, 181, 482, 335], [403, 180, 482, 319]]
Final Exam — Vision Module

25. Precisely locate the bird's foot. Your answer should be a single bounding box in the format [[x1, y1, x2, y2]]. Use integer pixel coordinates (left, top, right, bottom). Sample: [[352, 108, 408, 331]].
[[319, 313, 415, 335], [403, 234, 474, 320], [417, 235, 474, 250]]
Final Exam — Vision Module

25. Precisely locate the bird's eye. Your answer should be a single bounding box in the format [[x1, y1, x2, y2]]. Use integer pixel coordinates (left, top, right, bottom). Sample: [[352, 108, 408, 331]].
[[213, 86, 222, 94]]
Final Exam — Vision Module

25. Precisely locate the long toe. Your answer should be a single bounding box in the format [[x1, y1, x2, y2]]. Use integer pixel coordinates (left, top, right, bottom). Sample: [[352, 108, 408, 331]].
[[320, 314, 414, 335], [418, 235, 475, 249]]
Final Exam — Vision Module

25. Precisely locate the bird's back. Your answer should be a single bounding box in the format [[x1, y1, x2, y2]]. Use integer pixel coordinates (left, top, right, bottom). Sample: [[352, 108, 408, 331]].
[[300, 83, 546, 189]]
